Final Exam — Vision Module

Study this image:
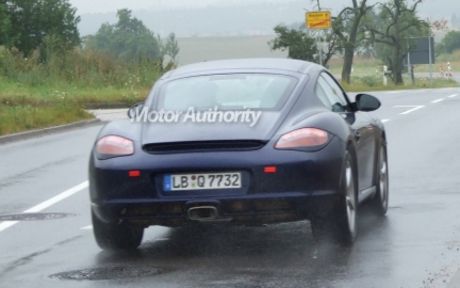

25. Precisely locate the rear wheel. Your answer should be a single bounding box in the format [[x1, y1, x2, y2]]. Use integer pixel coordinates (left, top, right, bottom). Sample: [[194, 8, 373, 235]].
[[370, 144, 389, 215], [92, 211, 144, 251], [311, 151, 358, 245]]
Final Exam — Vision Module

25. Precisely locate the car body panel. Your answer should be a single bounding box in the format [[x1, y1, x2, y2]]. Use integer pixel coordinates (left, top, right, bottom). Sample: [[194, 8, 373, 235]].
[[89, 58, 385, 227]]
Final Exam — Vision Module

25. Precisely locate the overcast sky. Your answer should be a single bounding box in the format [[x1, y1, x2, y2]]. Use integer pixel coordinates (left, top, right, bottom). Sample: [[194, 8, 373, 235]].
[[67, 0, 360, 14], [68, 0, 447, 19], [69, 0, 455, 37], [68, 0, 272, 14]]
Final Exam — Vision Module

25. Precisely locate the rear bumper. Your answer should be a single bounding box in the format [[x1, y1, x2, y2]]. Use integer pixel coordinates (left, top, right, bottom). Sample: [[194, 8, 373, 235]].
[[89, 136, 346, 226], [92, 191, 339, 227]]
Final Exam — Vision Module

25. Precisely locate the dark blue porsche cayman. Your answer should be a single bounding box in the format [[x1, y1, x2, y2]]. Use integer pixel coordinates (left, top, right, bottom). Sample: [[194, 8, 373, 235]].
[[89, 58, 389, 250]]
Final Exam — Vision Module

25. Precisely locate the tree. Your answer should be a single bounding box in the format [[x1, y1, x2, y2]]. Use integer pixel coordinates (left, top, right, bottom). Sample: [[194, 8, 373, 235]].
[[333, 0, 373, 84], [270, 24, 340, 67], [270, 24, 318, 62], [86, 9, 162, 63], [162, 33, 180, 63], [5, 0, 80, 56], [438, 31, 460, 54], [0, 1, 11, 45], [310, 29, 342, 67], [368, 0, 429, 85]]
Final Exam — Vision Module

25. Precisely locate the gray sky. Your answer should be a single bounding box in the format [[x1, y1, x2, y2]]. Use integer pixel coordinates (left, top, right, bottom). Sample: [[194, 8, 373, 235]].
[[70, 0, 454, 37], [68, 0, 448, 19], [68, 0, 284, 14]]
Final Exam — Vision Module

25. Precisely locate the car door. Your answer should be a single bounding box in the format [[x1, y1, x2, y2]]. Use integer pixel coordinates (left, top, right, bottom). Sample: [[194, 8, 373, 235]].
[[316, 72, 376, 191]]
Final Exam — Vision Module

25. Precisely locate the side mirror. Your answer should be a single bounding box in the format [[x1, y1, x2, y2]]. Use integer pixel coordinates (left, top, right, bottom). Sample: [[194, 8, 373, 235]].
[[127, 102, 145, 119], [355, 94, 381, 112]]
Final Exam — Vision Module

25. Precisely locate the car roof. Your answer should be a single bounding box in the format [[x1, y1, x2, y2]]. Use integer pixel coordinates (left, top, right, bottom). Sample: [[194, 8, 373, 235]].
[[161, 58, 321, 79]]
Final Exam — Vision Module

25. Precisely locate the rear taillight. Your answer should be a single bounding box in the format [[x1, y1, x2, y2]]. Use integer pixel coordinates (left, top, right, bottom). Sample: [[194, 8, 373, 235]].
[[275, 128, 329, 149], [96, 135, 134, 158]]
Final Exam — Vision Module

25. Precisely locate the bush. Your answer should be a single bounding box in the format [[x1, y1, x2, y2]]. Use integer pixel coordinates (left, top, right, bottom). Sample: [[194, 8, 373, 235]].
[[359, 76, 380, 87], [0, 45, 164, 88]]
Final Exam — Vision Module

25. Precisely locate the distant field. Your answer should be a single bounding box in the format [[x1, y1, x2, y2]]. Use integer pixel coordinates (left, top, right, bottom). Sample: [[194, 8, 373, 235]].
[[177, 35, 287, 65], [177, 36, 460, 79]]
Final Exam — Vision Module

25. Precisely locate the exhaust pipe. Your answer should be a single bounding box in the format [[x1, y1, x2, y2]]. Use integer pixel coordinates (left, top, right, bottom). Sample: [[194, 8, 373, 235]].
[[187, 206, 218, 222]]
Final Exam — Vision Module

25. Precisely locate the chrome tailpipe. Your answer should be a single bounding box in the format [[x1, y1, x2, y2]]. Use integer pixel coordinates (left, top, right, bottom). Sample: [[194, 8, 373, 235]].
[[187, 206, 219, 222]]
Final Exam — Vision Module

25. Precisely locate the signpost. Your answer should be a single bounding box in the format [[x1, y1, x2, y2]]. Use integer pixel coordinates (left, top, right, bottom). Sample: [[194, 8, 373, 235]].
[[405, 36, 436, 86], [305, 11, 332, 30], [305, 11, 332, 66]]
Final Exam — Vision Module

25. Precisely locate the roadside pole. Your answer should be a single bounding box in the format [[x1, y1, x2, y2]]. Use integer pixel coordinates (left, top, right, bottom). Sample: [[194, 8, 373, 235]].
[[316, 0, 323, 66], [406, 36, 436, 87], [306, 10, 331, 67], [317, 35, 323, 66], [407, 43, 415, 85], [428, 35, 433, 87]]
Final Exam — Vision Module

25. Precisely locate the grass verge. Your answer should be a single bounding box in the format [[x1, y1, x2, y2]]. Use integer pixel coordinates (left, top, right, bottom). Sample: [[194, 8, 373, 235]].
[[0, 103, 94, 135], [0, 78, 150, 136], [342, 77, 458, 92], [0, 57, 459, 137]]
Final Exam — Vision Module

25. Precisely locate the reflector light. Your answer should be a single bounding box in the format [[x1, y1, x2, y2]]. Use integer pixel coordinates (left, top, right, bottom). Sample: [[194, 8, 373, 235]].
[[128, 170, 141, 177], [264, 166, 277, 174], [275, 128, 329, 149]]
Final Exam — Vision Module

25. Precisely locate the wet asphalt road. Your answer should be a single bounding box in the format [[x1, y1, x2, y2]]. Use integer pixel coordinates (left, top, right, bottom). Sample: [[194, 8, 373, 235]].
[[2, 88, 460, 288]]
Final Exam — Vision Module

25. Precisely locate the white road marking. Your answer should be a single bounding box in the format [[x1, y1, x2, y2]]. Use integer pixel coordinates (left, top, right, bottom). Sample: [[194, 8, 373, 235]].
[[0, 181, 89, 233], [0, 221, 17, 232], [448, 94, 458, 98], [80, 225, 93, 230], [382, 119, 391, 123], [431, 98, 445, 104], [394, 105, 425, 115]]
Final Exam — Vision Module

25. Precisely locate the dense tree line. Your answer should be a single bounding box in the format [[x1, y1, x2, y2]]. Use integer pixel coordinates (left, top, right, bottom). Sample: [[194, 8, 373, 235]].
[[85, 9, 179, 65], [0, 0, 80, 57], [0, 1, 179, 66], [438, 31, 460, 54]]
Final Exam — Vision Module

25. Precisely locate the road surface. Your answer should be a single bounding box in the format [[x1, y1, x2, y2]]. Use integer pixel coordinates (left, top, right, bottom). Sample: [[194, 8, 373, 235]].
[[1, 87, 460, 288]]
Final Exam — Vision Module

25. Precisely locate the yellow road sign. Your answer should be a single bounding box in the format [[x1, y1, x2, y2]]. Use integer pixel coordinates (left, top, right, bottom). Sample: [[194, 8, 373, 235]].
[[306, 11, 332, 30]]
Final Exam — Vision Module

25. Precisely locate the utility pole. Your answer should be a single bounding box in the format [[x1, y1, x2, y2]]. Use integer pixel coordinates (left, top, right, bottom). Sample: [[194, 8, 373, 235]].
[[316, 0, 323, 66], [407, 41, 415, 85], [428, 35, 433, 87]]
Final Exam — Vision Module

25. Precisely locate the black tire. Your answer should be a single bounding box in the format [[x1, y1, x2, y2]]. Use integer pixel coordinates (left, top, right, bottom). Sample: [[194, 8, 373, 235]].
[[311, 150, 358, 245], [92, 211, 144, 251], [370, 143, 389, 215]]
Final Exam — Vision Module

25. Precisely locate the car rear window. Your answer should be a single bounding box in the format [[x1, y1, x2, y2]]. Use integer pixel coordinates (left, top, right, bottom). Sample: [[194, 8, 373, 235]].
[[157, 74, 297, 111]]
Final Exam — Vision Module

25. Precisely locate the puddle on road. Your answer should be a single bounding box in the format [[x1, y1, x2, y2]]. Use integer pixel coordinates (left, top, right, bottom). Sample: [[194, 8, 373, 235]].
[[50, 266, 166, 281], [0, 212, 75, 221]]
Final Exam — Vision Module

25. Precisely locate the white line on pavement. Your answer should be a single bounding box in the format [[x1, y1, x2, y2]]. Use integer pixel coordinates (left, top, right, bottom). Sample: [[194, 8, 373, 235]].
[[448, 94, 458, 98], [0, 181, 89, 233], [431, 98, 445, 104], [394, 105, 425, 115], [80, 225, 93, 230], [382, 119, 391, 123]]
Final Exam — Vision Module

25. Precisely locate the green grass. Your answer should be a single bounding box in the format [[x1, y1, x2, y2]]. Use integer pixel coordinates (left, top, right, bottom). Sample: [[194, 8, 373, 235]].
[[342, 76, 458, 92], [0, 45, 164, 136], [0, 103, 93, 135], [0, 76, 150, 108], [328, 55, 459, 91], [1, 47, 460, 137], [1, 71, 457, 136], [0, 77, 151, 136], [329, 53, 460, 78]]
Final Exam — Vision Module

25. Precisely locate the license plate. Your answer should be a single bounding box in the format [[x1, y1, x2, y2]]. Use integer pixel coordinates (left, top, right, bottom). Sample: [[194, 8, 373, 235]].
[[163, 172, 242, 191]]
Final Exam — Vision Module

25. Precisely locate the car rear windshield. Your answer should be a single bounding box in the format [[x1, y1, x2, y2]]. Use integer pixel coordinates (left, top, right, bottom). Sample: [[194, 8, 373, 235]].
[[156, 74, 298, 111]]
